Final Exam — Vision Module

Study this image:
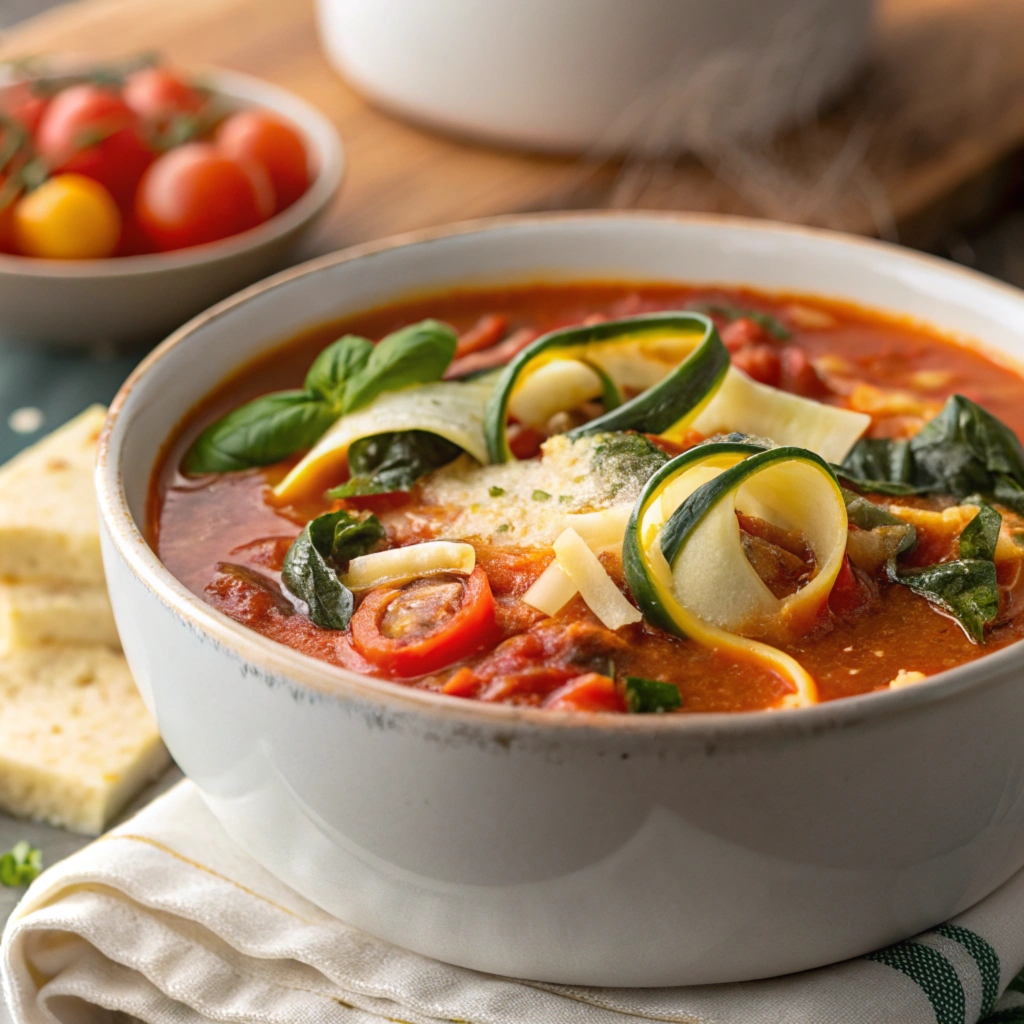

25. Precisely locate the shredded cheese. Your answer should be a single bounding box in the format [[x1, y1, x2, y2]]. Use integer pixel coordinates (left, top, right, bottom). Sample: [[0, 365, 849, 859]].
[[522, 561, 578, 616], [553, 528, 641, 630]]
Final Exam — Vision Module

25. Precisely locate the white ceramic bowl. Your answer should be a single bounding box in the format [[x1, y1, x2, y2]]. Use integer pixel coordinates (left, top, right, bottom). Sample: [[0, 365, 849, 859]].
[[317, 0, 874, 154], [97, 213, 1024, 987], [0, 67, 344, 350]]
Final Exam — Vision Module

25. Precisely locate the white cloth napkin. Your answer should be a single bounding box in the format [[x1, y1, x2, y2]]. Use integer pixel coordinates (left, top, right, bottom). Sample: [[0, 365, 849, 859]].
[[4, 781, 1024, 1024]]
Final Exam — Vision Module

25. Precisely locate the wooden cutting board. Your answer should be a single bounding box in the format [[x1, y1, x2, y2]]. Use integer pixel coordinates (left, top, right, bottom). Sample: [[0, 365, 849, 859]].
[[2, 0, 1024, 255]]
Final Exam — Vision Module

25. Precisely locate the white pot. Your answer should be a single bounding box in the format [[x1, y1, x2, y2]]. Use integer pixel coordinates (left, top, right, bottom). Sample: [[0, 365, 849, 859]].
[[97, 213, 1024, 986], [316, 0, 875, 154]]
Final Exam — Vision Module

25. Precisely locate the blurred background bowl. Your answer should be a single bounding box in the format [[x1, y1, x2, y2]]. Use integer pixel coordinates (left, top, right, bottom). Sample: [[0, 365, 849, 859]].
[[0, 66, 344, 351], [317, 0, 875, 155]]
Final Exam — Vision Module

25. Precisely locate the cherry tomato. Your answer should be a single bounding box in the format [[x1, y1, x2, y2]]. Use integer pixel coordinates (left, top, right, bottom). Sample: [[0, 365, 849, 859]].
[[2, 82, 48, 134], [36, 85, 153, 205], [216, 110, 309, 212], [13, 173, 121, 259], [124, 67, 205, 121], [135, 142, 273, 251], [351, 567, 497, 677]]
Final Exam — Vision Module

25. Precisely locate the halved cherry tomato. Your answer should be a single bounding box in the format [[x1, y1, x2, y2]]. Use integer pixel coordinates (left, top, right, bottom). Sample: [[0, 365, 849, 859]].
[[216, 110, 309, 212], [36, 85, 153, 205], [135, 142, 273, 250], [351, 567, 497, 677], [13, 173, 121, 259], [124, 67, 205, 121]]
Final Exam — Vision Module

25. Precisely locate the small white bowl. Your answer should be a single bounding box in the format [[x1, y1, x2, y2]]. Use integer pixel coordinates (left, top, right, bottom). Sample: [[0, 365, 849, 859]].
[[317, 0, 874, 154], [0, 67, 344, 350], [98, 213, 1024, 986]]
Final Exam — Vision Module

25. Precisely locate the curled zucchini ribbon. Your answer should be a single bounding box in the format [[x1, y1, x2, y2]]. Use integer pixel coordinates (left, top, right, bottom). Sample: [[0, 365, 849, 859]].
[[484, 313, 729, 463], [623, 442, 849, 708]]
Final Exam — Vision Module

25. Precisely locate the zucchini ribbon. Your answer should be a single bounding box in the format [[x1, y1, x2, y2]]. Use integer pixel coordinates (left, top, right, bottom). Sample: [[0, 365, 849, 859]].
[[484, 313, 868, 465], [623, 441, 849, 707]]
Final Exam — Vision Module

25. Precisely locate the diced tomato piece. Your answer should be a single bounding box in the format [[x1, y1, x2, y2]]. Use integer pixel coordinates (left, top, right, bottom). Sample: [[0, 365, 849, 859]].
[[441, 667, 480, 698], [829, 554, 875, 620], [445, 327, 538, 378], [544, 672, 624, 712], [780, 346, 828, 397], [721, 317, 765, 351], [732, 343, 782, 387], [455, 313, 509, 357], [507, 424, 545, 460]]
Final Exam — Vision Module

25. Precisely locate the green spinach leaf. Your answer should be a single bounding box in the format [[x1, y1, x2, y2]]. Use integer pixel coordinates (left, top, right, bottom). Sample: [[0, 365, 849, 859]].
[[184, 391, 337, 474], [328, 430, 462, 498], [624, 676, 682, 713], [281, 509, 383, 630], [887, 559, 999, 644], [305, 335, 373, 402], [886, 502, 1002, 643], [342, 320, 457, 413], [839, 394, 1024, 504]]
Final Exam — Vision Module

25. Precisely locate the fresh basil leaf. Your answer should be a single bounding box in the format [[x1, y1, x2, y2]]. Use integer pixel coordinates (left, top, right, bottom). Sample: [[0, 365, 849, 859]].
[[0, 841, 42, 887], [692, 303, 791, 340], [342, 320, 458, 413], [327, 430, 462, 498], [282, 509, 383, 630], [184, 391, 337, 474], [959, 502, 1001, 561], [888, 558, 999, 644], [624, 676, 682, 713], [305, 335, 373, 403]]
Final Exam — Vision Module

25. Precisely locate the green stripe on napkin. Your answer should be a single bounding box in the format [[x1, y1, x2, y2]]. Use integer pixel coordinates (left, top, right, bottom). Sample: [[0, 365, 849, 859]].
[[937, 924, 1001, 1017], [866, 942, 965, 1024]]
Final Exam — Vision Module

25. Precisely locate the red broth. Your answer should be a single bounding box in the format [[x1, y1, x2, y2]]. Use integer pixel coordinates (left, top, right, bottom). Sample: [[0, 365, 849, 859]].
[[151, 283, 1024, 713]]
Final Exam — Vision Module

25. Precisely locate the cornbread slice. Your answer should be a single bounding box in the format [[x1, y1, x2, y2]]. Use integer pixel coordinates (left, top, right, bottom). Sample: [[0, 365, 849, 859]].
[[0, 645, 169, 835], [0, 405, 107, 585], [0, 581, 120, 654]]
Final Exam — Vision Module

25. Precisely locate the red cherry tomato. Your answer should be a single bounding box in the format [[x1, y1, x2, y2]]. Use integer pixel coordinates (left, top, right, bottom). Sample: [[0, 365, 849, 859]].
[[124, 67, 205, 121], [216, 110, 309, 212], [351, 567, 497, 677], [36, 85, 153, 205], [3, 82, 48, 134], [135, 142, 274, 251]]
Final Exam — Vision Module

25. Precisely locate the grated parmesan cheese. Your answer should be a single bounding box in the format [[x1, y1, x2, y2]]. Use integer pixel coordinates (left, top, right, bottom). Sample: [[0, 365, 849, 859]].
[[416, 433, 658, 547]]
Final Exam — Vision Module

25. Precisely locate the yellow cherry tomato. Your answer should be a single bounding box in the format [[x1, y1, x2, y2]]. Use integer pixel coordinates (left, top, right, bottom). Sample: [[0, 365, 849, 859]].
[[14, 173, 121, 259]]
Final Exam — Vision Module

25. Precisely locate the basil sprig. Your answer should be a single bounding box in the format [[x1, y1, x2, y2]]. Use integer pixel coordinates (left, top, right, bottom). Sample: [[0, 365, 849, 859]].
[[887, 503, 1001, 643], [838, 395, 1024, 509], [281, 509, 384, 630], [327, 430, 462, 499], [184, 320, 458, 475], [624, 676, 682, 713]]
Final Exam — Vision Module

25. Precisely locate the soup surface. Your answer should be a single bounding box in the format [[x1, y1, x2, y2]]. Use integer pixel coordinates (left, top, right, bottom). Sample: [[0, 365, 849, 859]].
[[152, 283, 1024, 713]]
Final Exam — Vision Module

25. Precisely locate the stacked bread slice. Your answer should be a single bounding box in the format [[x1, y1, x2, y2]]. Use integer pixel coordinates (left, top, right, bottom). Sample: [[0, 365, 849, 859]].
[[0, 407, 170, 835]]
